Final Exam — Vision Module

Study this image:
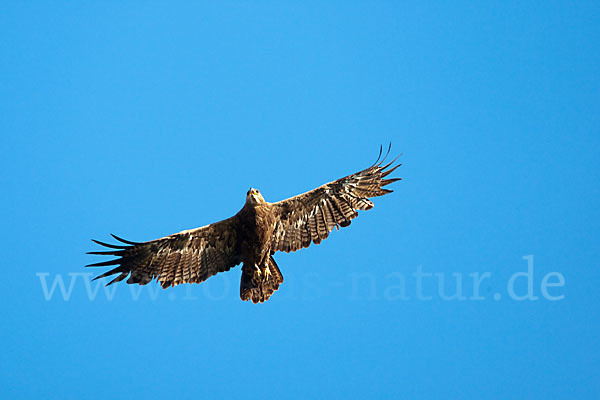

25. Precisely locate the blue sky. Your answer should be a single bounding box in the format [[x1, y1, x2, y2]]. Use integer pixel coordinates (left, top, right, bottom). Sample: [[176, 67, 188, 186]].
[[1, 2, 598, 399]]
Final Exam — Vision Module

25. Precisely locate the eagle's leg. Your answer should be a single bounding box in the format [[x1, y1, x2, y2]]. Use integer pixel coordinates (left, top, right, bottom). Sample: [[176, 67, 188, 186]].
[[254, 253, 273, 282], [253, 263, 273, 282], [263, 264, 272, 280], [251, 263, 272, 282]]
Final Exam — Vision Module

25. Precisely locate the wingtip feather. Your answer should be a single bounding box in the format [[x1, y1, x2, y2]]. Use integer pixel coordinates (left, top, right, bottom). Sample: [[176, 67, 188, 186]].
[[110, 234, 141, 245], [91, 239, 128, 249], [85, 259, 122, 268]]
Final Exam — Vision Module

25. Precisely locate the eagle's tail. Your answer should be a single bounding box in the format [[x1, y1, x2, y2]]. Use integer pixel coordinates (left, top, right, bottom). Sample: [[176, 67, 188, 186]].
[[240, 256, 284, 303]]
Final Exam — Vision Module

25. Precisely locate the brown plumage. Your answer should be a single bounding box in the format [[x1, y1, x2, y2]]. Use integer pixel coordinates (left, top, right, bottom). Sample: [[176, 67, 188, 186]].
[[87, 146, 401, 303]]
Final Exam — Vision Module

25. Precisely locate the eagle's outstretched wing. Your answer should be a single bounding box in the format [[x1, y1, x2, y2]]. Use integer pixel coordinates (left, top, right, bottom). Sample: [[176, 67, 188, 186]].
[[270, 148, 401, 253], [87, 217, 241, 288]]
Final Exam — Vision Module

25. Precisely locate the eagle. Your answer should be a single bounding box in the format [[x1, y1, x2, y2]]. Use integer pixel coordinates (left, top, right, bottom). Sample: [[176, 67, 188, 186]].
[[87, 147, 401, 303]]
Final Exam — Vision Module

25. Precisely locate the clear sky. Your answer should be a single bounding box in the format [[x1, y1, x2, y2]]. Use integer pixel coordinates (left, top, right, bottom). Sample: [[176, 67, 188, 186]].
[[1, 2, 598, 399]]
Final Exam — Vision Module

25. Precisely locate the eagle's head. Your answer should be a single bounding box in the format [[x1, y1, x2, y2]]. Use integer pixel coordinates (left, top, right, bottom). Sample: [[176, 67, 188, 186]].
[[246, 188, 265, 205]]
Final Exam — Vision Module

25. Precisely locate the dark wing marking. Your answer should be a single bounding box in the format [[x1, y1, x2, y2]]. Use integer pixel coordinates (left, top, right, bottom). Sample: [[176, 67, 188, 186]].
[[87, 217, 241, 288], [270, 147, 401, 253]]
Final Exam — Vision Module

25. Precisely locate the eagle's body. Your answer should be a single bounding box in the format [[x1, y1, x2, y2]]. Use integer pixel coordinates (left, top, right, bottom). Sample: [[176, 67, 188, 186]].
[[88, 149, 401, 303], [238, 198, 275, 266], [236, 197, 282, 302]]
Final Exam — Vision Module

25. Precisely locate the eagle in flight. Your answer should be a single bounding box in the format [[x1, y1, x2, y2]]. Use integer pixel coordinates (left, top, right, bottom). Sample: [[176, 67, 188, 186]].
[[87, 147, 401, 303]]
